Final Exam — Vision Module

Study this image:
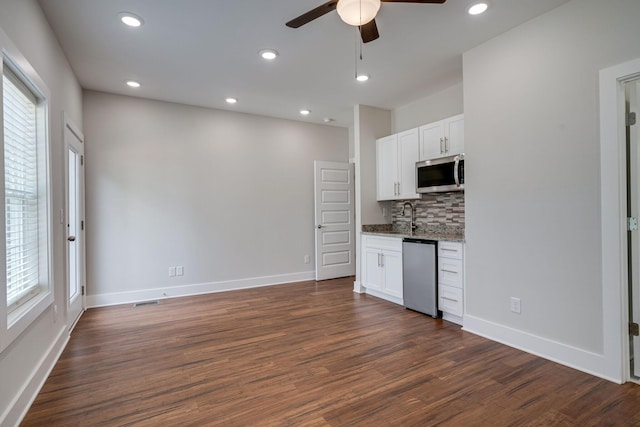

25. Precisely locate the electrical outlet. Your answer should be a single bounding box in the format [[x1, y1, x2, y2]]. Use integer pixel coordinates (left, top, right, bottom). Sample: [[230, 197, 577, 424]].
[[169, 266, 176, 277], [510, 297, 521, 314], [176, 266, 184, 276], [304, 255, 310, 264]]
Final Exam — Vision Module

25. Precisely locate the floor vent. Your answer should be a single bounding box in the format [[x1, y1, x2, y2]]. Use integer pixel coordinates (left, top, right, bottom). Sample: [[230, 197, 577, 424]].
[[133, 300, 159, 307]]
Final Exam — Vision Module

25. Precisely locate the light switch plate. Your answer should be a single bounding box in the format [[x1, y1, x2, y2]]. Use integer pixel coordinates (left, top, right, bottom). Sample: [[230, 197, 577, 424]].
[[169, 267, 176, 277]]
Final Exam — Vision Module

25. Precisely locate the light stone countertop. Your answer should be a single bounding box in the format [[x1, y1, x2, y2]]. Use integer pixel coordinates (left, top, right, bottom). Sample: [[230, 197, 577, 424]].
[[361, 230, 465, 243], [361, 224, 464, 243]]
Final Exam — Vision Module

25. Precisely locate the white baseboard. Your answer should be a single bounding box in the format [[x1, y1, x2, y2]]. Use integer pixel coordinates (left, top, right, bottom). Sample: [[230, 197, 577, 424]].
[[353, 280, 365, 293], [86, 271, 315, 308], [1, 327, 69, 427], [463, 314, 622, 384]]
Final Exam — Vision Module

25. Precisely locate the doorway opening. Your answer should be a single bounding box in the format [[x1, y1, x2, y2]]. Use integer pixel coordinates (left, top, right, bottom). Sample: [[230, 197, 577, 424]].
[[64, 116, 85, 331], [626, 77, 640, 382]]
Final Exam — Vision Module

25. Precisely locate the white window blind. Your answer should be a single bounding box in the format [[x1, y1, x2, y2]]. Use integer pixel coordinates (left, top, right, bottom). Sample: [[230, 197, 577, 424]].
[[3, 67, 40, 308]]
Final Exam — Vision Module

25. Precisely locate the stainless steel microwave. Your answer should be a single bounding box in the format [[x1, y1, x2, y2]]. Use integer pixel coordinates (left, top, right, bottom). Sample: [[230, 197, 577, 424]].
[[416, 154, 464, 193]]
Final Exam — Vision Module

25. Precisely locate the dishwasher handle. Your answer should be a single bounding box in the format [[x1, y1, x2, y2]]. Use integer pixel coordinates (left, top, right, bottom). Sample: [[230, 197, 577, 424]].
[[402, 238, 437, 244]]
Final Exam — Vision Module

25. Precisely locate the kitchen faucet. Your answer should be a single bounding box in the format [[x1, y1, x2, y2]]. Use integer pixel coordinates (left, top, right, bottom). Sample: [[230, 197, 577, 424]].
[[402, 202, 417, 233]]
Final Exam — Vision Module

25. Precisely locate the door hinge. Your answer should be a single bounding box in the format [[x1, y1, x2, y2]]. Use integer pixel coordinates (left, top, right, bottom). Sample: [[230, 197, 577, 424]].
[[81, 286, 85, 296], [81, 155, 84, 166], [628, 217, 638, 231], [627, 112, 636, 126], [81, 220, 84, 231], [630, 322, 639, 337]]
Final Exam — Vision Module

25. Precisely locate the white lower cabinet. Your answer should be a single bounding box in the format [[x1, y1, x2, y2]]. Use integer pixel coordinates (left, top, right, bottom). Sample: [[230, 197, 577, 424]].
[[438, 241, 464, 324], [361, 235, 403, 304], [361, 235, 465, 320]]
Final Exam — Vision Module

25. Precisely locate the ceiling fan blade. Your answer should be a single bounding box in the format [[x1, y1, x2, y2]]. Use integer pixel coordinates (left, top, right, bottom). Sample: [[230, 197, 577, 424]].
[[360, 19, 380, 43], [286, 0, 339, 28], [381, 0, 446, 3]]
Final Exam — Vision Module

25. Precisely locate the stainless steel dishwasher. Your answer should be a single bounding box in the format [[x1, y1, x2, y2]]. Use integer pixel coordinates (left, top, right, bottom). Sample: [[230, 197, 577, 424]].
[[402, 238, 439, 318]]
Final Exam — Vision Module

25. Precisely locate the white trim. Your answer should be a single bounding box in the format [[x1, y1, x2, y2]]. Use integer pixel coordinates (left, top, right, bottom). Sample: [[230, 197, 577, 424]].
[[363, 287, 403, 306], [442, 312, 462, 326], [353, 279, 365, 293], [463, 315, 622, 384], [0, 326, 69, 427], [86, 271, 315, 308], [0, 25, 54, 354], [599, 57, 640, 383]]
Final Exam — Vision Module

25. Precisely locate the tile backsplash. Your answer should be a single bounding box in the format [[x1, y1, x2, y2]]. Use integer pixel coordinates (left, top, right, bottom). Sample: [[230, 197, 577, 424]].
[[392, 192, 465, 234]]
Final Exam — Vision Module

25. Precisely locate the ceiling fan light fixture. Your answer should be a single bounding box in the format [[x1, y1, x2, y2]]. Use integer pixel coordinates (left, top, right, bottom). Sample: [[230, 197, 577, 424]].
[[468, 2, 488, 15], [337, 0, 381, 27]]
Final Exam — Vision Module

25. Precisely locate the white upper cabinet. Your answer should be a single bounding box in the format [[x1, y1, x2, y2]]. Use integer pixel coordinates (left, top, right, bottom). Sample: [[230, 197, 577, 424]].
[[377, 134, 399, 200], [376, 128, 420, 201], [419, 114, 465, 160]]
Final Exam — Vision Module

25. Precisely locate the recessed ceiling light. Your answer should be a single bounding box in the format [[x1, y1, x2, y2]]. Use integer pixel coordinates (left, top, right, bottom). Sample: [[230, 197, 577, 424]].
[[119, 12, 144, 27], [125, 80, 141, 88], [323, 118, 335, 123], [468, 3, 488, 15], [226, 97, 238, 104], [300, 109, 311, 116], [356, 74, 370, 82], [259, 49, 279, 60]]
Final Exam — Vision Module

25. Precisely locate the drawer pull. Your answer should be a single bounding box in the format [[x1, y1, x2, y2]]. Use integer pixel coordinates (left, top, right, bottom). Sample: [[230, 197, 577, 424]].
[[441, 296, 459, 302], [441, 248, 458, 252], [441, 269, 458, 274]]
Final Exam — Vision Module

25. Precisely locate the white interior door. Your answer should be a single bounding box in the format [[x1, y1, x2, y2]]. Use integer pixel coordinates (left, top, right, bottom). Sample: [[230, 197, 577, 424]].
[[628, 79, 640, 378], [314, 161, 355, 281], [65, 117, 85, 330]]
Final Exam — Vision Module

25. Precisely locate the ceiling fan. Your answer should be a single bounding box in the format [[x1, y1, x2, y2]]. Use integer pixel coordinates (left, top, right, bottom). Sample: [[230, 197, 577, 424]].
[[286, 0, 447, 43]]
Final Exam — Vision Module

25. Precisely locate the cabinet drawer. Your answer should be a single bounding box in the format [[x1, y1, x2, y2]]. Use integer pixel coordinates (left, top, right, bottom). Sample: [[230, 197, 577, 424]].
[[363, 235, 403, 251], [438, 241, 463, 259], [438, 258, 463, 288], [439, 285, 463, 317]]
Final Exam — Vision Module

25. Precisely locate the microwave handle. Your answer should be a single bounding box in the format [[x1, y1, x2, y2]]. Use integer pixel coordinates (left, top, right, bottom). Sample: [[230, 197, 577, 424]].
[[454, 157, 460, 187]]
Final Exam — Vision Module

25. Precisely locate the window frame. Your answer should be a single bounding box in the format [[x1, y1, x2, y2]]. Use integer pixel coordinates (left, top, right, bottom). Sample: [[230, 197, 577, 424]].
[[0, 39, 53, 353]]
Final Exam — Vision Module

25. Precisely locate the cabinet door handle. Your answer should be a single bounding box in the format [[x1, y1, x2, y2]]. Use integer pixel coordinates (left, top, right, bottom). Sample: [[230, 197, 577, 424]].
[[378, 252, 381, 267], [441, 248, 457, 252], [445, 136, 449, 152], [380, 253, 384, 267], [441, 296, 459, 302], [440, 137, 444, 154]]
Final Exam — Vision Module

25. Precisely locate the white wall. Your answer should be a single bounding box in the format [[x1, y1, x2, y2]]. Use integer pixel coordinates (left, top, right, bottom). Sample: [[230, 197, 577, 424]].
[[392, 82, 463, 133], [83, 91, 348, 304], [354, 105, 392, 227], [463, 0, 640, 380], [353, 105, 392, 291], [0, 0, 83, 424]]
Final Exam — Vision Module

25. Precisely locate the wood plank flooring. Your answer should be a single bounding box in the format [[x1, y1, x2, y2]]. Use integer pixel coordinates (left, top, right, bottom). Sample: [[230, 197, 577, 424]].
[[22, 277, 640, 426]]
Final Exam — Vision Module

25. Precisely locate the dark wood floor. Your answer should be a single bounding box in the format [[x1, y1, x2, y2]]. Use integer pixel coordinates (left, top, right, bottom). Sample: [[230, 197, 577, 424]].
[[22, 277, 640, 426]]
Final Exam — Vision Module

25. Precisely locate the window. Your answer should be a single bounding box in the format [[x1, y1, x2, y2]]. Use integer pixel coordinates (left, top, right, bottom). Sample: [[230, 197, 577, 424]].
[[4, 67, 40, 311], [0, 52, 52, 352]]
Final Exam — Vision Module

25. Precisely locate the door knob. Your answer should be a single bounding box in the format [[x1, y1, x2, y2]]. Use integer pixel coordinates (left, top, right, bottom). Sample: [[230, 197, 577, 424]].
[[68, 236, 76, 242], [317, 225, 323, 229]]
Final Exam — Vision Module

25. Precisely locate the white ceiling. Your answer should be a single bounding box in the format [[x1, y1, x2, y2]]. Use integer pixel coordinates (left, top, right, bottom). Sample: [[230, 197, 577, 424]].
[[39, 0, 570, 127]]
